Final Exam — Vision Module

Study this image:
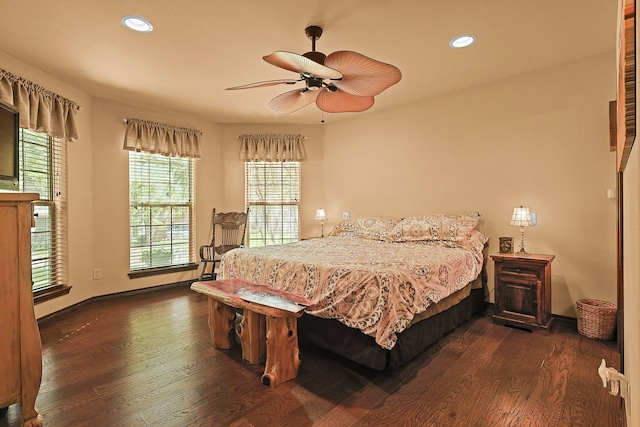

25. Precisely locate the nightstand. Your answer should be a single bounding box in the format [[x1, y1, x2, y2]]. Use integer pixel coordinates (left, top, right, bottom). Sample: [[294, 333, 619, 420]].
[[491, 253, 555, 334]]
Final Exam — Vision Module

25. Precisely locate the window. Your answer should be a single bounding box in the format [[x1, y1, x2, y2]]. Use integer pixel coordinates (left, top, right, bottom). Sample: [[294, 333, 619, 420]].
[[129, 152, 194, 271], [245, 162, 300, 247], [19, 129, 67, 295]]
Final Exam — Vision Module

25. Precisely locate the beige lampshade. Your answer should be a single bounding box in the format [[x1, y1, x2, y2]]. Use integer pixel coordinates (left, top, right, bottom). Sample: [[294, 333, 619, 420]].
[[314, 208, 327, 221], [509, 206, 535, 227]]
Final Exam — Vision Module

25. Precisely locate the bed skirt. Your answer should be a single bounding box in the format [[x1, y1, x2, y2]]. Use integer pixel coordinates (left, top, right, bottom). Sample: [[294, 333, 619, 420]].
[[298, 288, 487, 370]]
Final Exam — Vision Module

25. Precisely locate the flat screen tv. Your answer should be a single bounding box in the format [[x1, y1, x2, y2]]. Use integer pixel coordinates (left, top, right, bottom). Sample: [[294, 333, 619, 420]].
[[0, 101, 19, 191]]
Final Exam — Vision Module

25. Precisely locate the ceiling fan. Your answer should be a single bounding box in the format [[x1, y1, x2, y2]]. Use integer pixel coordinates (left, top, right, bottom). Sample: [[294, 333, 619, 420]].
[[226, 26, 402, 114]]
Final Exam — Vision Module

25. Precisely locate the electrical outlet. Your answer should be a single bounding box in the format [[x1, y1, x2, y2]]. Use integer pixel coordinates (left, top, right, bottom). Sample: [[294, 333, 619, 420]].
[[343, 211, 350, 220], [92, 268, 102, 280]]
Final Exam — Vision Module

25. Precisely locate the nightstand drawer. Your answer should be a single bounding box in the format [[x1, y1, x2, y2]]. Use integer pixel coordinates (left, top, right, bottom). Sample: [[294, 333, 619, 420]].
[[499, 270, 539, 282], [500, 264, 541, 278]]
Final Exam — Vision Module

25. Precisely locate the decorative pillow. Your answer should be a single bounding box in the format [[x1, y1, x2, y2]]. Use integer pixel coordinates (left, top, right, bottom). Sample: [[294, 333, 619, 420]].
[[388, 214, 479, 243], [329, 216, 399, 241], [328, 220, 359, 237]]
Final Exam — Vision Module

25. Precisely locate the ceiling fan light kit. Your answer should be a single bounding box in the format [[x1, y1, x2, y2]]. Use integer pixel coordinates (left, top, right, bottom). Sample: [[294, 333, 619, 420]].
[[226, 26, 402, 115]]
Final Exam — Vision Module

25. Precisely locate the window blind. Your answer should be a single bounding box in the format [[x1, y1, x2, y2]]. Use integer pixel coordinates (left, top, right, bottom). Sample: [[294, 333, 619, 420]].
[[19, 129, 67, 293], [245, 162, 300, 247], [129, 152, 194, 271]]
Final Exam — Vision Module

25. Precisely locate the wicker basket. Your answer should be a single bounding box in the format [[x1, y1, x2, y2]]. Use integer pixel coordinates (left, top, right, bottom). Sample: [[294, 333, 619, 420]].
[[576, 299, 617, 340]]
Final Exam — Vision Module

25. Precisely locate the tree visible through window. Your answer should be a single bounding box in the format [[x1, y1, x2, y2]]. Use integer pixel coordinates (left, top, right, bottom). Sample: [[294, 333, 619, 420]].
[[19, 129, 67, 294], [245, 162, 300, 247], [129, 152, 194, 271]]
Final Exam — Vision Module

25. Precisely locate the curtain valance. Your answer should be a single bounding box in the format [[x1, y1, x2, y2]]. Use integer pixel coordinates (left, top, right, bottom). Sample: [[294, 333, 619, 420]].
[[0, 68, 81, 141], [239, 134, 307, 162], [123, 118, 202, 159]]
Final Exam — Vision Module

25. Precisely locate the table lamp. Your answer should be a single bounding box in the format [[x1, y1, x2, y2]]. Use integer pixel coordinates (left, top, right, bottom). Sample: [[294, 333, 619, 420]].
[[315, 208, 327, 237], [509, 206, 535, 254]]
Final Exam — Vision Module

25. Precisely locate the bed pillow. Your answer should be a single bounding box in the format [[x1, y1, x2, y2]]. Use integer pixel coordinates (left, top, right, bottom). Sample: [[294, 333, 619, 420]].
[[329, 216, 399, 241], [458, 228, 490, 253], [388, 214, 479, 243]]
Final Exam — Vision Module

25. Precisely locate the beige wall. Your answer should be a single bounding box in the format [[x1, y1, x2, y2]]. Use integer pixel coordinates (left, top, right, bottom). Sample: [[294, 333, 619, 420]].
[[0, 47, 225, 318], [86, 98, 222, 295], [322, 52, 618, 318], [0, 48, 622, 356], [34, 94, 224, 317]]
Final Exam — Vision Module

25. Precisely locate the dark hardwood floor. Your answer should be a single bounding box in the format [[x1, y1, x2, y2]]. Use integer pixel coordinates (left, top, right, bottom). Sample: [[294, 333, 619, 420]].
[[1, 285, 625, 427]]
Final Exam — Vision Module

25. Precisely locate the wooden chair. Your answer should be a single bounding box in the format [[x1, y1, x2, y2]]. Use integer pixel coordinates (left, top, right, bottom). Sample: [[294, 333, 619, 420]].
[[198, 208, 249, 280]]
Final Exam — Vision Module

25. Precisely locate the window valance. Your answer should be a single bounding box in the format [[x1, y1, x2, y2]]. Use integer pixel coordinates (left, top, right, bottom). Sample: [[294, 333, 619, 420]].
[[123, 118, 202, 159], [0, 68, 81, 141], [239, 134, 307, 162]]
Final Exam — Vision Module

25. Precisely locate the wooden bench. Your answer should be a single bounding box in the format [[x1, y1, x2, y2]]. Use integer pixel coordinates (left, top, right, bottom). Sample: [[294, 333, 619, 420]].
[[190, 279, 312, 388]]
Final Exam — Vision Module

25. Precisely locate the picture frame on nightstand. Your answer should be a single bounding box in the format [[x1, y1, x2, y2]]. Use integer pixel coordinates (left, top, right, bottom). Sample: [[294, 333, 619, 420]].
[[498, 237, 514, 254]]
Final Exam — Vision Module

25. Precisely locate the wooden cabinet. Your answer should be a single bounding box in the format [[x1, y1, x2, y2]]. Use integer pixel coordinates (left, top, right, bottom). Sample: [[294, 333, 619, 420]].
[[0, 193, 43, 426], [491, 253, 555, 334]]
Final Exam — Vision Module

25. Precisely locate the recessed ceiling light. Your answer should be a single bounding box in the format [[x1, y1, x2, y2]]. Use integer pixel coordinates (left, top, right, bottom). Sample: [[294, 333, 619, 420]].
[[121, 15, 153, 33], [449, 35, 476, 48]]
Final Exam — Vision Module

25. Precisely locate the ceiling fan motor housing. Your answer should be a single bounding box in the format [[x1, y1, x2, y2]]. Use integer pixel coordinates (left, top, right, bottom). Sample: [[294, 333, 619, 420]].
[[302, 51, 327, 65]]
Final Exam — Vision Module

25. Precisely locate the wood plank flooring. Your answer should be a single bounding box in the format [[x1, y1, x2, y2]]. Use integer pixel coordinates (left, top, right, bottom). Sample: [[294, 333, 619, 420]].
[[0, 285, 625, 427]]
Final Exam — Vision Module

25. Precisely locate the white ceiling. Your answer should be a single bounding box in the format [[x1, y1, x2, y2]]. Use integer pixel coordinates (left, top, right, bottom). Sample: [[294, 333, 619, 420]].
[[0, 0, 617, 124]]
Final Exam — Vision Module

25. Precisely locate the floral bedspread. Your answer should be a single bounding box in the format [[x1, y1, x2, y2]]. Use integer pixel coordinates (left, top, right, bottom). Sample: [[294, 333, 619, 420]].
[[220, 235, 484, 350]]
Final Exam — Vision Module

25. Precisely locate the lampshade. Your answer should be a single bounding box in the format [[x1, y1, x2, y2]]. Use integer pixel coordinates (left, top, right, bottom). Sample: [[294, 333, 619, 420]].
[[509, 206, 535, 227], [509, 206, 535, 255], [314, 208, 327, 221]]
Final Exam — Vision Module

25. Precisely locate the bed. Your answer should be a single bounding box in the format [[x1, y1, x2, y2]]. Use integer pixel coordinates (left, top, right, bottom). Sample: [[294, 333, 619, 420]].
[[220, 214, 488, 370]]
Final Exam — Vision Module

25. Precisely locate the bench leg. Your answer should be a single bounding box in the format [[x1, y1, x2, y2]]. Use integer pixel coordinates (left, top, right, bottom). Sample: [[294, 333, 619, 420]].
[[236, 310, 266, 364], [261, 316, 301, 388], [208, 298, 236, 349]]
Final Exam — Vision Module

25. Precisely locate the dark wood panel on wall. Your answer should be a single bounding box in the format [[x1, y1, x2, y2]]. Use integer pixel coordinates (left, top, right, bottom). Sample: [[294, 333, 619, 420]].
[[616, 0, 636, 172]]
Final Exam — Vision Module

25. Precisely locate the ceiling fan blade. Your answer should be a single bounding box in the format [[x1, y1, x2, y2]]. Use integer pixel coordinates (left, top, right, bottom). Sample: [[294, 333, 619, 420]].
[[316, 90, 375, 113], [324, 51, 402, 97], [226, 79, 301, 90], [269, 88, 320, 114], [264, 51, 343, 80]]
